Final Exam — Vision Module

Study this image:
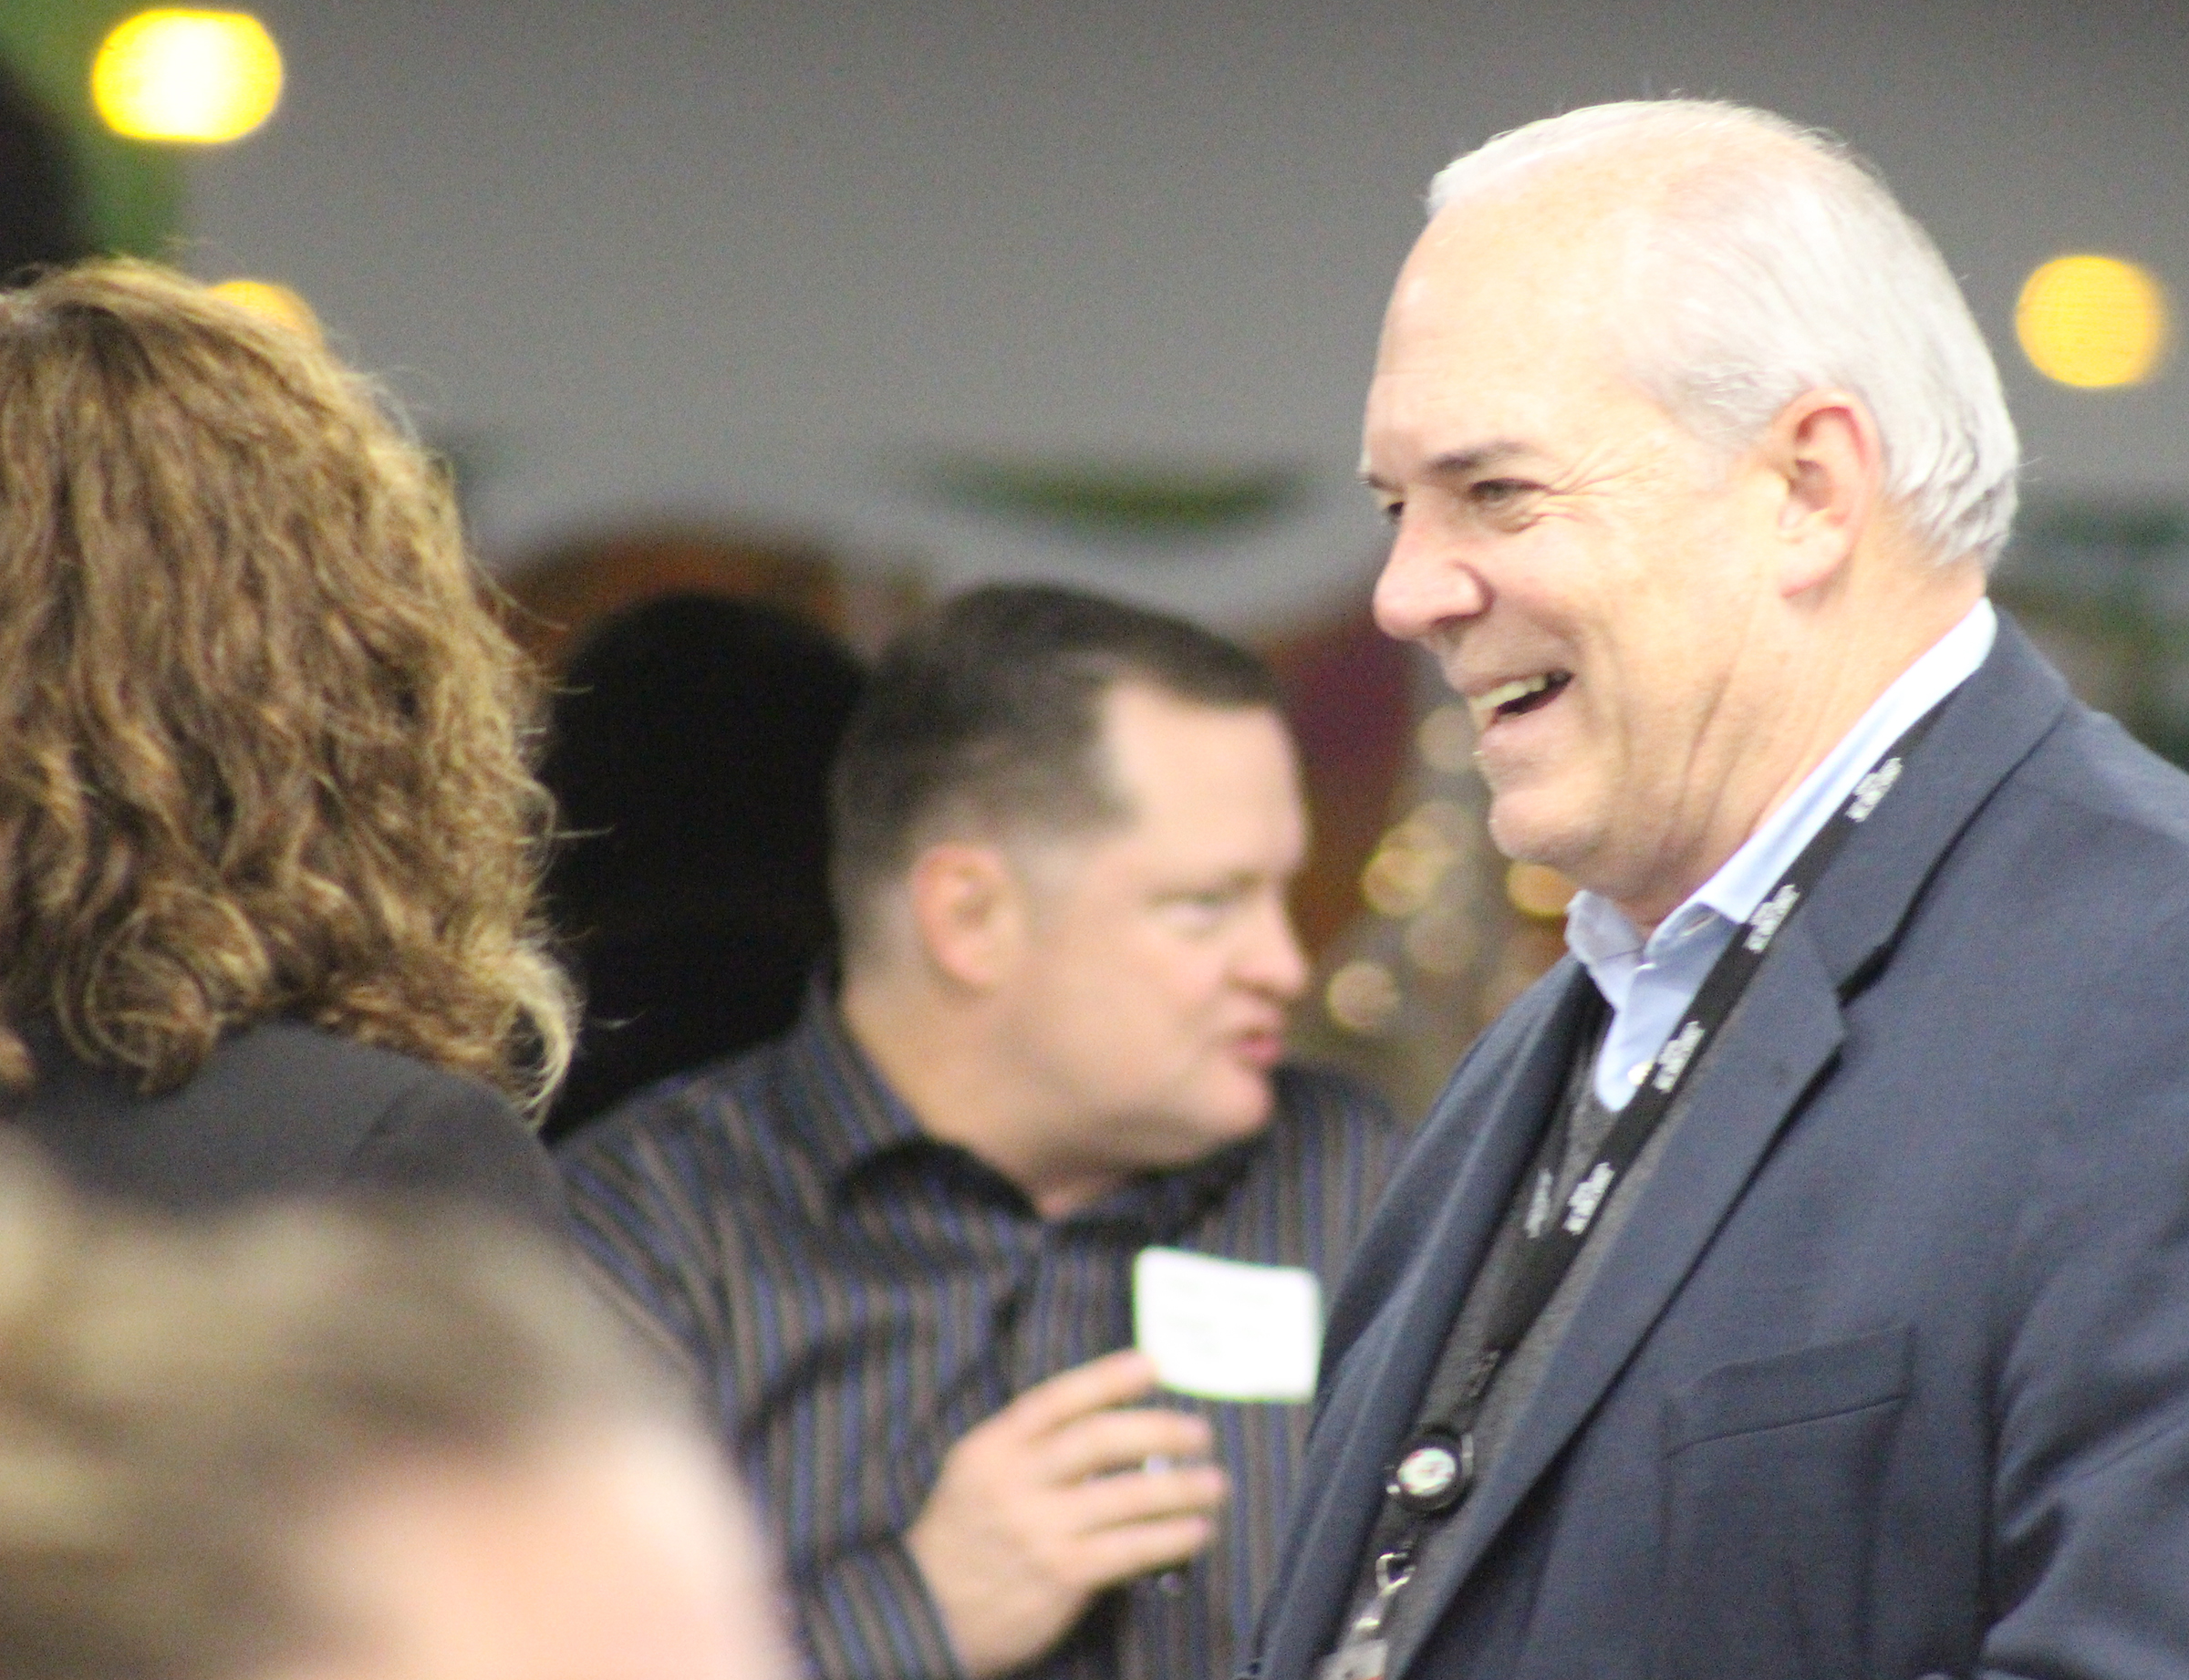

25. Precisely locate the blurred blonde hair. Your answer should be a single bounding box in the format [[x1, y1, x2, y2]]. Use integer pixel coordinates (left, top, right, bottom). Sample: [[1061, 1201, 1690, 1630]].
[[0, 1139, 682, 1680], [0, 261, 572, 1108]]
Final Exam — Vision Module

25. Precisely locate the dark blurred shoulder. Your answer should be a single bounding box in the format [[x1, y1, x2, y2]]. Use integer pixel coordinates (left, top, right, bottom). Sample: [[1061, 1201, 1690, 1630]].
[[4, 1019, 559, 1226], [552, 1031, 783, 1165]]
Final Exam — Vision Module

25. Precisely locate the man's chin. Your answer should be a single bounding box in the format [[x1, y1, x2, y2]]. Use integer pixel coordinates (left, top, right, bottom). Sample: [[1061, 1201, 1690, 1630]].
[[1485, 793, 1593, 882], [1162, 1086, 1277, 1163], [1208, 1075, 1280, 1142], [1116, 1073, 1280, 1171]]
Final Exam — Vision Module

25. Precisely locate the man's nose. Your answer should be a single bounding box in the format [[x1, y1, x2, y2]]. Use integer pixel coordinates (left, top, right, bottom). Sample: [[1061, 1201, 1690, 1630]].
[[1240, 899, 1311, 1004], [1372, 515, 1489, 646]]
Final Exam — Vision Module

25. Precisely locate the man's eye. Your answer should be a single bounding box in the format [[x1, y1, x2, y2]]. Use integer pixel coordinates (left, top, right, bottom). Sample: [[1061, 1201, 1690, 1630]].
[[1379, 500, 1405, 526], [1163, 890, 1239, 926], [1471, 478, 1532, 505]]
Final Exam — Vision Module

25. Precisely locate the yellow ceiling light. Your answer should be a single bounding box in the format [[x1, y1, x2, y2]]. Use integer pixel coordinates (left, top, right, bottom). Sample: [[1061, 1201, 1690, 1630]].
[[210, 279, 321, 343], [2016, 254, 2171, 389], [92, 10, 284, 144]]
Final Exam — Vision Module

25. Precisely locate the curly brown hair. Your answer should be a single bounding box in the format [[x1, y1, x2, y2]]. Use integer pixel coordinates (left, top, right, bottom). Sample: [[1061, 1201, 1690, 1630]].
[[0, 261, 573, 1109]]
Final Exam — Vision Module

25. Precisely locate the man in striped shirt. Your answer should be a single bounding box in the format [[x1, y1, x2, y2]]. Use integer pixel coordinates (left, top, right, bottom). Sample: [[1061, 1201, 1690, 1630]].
[[562, 585, 1403, 1680]]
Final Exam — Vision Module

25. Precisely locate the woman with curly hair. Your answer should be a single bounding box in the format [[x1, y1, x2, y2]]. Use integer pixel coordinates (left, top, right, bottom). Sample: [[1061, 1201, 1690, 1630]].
[[0, 261, 574, 1220]]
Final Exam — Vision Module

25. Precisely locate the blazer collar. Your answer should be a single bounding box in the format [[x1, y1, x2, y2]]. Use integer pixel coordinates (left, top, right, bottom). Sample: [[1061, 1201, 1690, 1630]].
[[1799, 610, 2069, 995]]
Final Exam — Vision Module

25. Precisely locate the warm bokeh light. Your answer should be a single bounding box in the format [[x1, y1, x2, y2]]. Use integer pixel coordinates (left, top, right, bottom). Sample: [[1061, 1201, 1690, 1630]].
[[2016, 254, 2171, 389], [1415, 703, 1474, 774], [210, 278, 321, 341], [1505, 862, 1576, 921], [1326, 959, 1401, 1036], [1361, 801, 1468, 918], [92, 10, 284, 144]]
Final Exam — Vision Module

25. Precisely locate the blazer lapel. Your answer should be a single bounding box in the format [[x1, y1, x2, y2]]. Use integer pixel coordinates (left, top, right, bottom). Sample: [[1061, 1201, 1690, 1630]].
[[1257, 966, 1598, 1680], [1383, 610, 2073, 1662], [1387, 927, 1848, 1658]]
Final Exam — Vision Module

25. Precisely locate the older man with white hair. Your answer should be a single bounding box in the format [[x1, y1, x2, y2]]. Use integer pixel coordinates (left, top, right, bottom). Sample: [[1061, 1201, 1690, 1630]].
[[1242, 99, 2189, 1680]]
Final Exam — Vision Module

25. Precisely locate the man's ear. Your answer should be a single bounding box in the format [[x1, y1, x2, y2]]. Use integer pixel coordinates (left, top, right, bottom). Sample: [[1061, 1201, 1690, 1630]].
[[1756, 389, 1883, 598], [906, 840, 1024, 991]]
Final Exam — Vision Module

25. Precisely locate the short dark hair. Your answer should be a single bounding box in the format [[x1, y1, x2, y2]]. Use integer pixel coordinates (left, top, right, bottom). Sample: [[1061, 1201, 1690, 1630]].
[[829, 585, 1280, 952]]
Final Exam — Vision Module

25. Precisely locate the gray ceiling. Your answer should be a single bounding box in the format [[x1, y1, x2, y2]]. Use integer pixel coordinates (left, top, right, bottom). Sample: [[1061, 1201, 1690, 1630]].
[[187, 0, 2189, 627]]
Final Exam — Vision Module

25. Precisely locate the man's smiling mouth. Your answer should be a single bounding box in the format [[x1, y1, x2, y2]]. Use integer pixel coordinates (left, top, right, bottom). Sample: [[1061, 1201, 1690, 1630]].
[[1470, 671, 1572, 731]]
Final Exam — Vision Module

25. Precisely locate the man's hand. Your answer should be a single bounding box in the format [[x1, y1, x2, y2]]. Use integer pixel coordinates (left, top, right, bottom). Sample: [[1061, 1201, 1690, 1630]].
[[905, 1349, 1226, 1678]]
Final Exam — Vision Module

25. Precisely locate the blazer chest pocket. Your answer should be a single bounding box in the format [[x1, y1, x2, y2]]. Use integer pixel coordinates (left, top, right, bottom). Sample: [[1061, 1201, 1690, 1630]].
[[1655, 1325, 1914, 1680]]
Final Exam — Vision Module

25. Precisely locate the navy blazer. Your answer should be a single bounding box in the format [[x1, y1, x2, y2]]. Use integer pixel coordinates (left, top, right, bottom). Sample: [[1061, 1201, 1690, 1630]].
[[1247, 617, 2189, 1680]]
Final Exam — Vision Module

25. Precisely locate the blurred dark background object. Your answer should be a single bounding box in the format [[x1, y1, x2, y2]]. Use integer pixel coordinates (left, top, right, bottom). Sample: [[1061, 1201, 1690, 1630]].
[[535, 589, 865, 1143], [0, 60, 88, 282], [0, 5, 181, 264], [1261, 601, 1416, 961]]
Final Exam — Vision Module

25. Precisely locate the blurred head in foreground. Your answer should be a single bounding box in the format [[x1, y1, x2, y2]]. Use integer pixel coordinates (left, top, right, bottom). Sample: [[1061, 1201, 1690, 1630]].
[[0, 261, 570, 1110], [0, 1145, 787, 1680]]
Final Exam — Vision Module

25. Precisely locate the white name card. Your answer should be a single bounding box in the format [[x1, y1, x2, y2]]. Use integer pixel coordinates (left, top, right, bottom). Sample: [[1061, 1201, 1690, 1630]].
[[1132, 1246, 1323, 1404]]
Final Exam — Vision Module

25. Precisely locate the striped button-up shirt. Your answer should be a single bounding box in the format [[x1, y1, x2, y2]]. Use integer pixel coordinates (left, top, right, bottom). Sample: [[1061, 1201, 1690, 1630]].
[[560, 992, 1403, 1680]]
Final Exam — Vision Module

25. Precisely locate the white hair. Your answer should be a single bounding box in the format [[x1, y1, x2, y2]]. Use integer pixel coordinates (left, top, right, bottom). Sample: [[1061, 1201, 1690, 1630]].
[[1427, 100, 2020, 568]]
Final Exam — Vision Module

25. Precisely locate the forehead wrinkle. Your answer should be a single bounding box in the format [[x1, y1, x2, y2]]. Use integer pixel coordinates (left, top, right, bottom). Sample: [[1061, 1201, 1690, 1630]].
[[1385, 215, 1635, 398], [1379, 213, 1718, 488], [1429, 441, 1535, 475]]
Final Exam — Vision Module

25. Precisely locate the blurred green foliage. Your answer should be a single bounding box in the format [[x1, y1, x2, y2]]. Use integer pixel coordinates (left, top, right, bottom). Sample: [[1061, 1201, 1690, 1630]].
[[1996, 503, 2189, 768], [918, 453, 1310, 543]]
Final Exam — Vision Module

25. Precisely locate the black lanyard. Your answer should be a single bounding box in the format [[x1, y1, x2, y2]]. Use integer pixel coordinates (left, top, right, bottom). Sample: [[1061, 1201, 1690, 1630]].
[[1343, 703, 1943, 1661]]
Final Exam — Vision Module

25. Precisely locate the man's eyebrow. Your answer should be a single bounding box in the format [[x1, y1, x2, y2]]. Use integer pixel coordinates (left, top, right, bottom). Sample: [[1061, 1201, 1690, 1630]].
[[1358, 441, 1533, 490]]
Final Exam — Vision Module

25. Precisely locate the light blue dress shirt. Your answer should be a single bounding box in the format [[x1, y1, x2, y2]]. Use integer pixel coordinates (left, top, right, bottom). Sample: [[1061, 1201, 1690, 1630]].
[[1564, 599, 1997, 1110]]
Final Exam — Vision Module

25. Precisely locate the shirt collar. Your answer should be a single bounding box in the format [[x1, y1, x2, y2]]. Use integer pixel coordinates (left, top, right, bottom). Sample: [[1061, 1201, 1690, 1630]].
[[1567, 598, 1997, 965], [781, 977, 935, 1186]]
